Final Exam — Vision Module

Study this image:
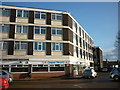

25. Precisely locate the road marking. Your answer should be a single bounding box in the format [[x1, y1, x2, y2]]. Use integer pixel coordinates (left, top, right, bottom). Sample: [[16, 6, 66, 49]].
[[74, 85, 82, 88]]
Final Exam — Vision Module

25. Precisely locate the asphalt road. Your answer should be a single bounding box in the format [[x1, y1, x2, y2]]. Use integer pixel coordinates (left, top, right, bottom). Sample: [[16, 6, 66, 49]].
[[8, 72, 120, 89]]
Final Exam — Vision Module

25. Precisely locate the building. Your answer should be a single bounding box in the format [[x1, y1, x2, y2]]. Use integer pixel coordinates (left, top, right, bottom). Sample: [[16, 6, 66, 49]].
[[93, 46, 103, 71], [0, 5, 94, 79], [103, 60, 120, 69]]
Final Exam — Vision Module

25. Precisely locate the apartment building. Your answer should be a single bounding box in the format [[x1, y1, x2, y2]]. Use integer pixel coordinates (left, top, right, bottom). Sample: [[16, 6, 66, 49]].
[[0, 5, 94, 78]]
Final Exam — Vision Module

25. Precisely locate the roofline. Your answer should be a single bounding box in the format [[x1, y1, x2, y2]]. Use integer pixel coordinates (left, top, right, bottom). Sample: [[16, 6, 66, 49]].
[[94, 46, 103, 51], [1, 4, 68, 13]]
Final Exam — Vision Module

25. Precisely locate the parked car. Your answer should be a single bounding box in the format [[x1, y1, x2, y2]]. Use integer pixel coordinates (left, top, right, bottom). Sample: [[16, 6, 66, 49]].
[[82, 69, 97, 79], [0, 78, 9, 90], [110, 67, 120, 81], [102, 68, 108, 72], [0, 70, 13, 83]]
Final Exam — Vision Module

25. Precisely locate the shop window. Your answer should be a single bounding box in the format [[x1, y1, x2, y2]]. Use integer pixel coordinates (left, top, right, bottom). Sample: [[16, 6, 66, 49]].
[[33, 67, 48, 72], [50, 67, 64, 71], [11, 68, 28, 72]]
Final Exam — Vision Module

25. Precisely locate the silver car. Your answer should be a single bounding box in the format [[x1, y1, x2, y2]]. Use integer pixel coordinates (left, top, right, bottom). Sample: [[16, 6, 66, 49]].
[[110, 67, 120, 81], [82, 69, 97, 79], [0, 70, 13, 83]]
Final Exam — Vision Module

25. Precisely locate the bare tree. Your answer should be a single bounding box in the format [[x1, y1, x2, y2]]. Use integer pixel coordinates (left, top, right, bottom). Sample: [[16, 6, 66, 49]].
[[115, 30, 120, 61]]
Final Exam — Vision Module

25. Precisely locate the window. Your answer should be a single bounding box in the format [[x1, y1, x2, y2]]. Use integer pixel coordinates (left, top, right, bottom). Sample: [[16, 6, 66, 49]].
[[41, 27, 46, 34], [83, 40, 85, 49], [23, 10, 29, 18], [0, 41, 8, 50], [51, 13, 62, 20], [79, 37, 82, 47], [34, 42, 46, 51], [17, 10, 29, 18], [41, 13, 46, 19], [16, 25, 28, 34], [0, 24, 9, 33], [83, 50, 85, 59], [15, 41, 28, 50], [50, 67, 64, 71], [51, 28, 62, 35], [80, 49, 82, 58], [35, 12, 46, 19], [52, 43, 63, 51], [17, 10, 22, 17], [82, 30, 84, 38], [79, 27, 81, 36], [35, 12, 40, 19], [72, 20, 76, 28], [2, 8, 10, 16], [34, 26, 46, 34]]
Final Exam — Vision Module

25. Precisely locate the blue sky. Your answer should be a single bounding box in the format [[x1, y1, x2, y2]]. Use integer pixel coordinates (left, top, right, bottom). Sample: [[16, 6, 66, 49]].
[[2, 2, 118, 61]]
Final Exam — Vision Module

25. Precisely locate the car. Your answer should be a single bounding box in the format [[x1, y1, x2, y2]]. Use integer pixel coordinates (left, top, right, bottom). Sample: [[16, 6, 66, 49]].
[[102, 68, 108, 72], [0, 70, 13, 83], [0, 78, 9, 90], [82, 69, 97, 79], [110, 67, 120, 81]]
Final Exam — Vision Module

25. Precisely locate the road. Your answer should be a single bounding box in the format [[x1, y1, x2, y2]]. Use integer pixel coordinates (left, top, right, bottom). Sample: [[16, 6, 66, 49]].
[[8, 72, 120, 89]]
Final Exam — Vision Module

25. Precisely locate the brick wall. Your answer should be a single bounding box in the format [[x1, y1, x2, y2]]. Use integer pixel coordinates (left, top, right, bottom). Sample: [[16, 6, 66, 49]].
[[12, 72, 65, 79]]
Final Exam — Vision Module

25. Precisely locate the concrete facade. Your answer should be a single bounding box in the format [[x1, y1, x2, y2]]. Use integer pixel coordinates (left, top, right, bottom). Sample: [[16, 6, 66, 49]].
[[0, 5, 94, 78]]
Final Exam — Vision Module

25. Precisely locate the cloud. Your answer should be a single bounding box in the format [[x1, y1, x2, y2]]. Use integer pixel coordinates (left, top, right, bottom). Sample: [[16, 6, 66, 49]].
[[103, 47, 118, 61]]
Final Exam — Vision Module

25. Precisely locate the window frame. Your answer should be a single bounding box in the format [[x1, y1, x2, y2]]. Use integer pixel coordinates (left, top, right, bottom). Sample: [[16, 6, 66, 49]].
[[1, 24, 9, 33], [51, 13, 62, 20], [17, 9, 29, 18], [2, 8, 10, 17], [51, 28, 62, 35], [34, 42, 46, 51], [34, 26, 46, 35], [16, 25, 28, 34], [34, 11, 46, 19], [51, 43, 63, 51], [0, 41, 8, 50], [14, 41, 28, 50]]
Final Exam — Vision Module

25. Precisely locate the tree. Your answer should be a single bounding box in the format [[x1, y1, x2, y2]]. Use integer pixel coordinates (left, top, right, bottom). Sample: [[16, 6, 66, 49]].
[[115, 30, 120, 61]]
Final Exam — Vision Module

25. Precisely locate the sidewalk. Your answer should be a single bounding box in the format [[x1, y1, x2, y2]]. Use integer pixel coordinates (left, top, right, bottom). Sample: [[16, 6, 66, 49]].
[[14, 75, 83, 81]]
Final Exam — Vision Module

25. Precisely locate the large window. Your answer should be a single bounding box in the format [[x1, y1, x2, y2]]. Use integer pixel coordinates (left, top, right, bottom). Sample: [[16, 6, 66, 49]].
[[16, 25, 28, 34], [51, 28, 62, 35], [35, 11, 46, 19], [2, 8, 10, 16], [34, 26, 46, 34], [50, 67, 64, 71], [33, 67, 48, 72], [11, 68, 28, 72], [0, 41, 8, 50], [34, 42, 46, 51], [51, 13, 62, 20], [52, 43, 63, 51], [17, 10, 29, 18], [0, 24, 9, 33], [14, 41, 28, 50]]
